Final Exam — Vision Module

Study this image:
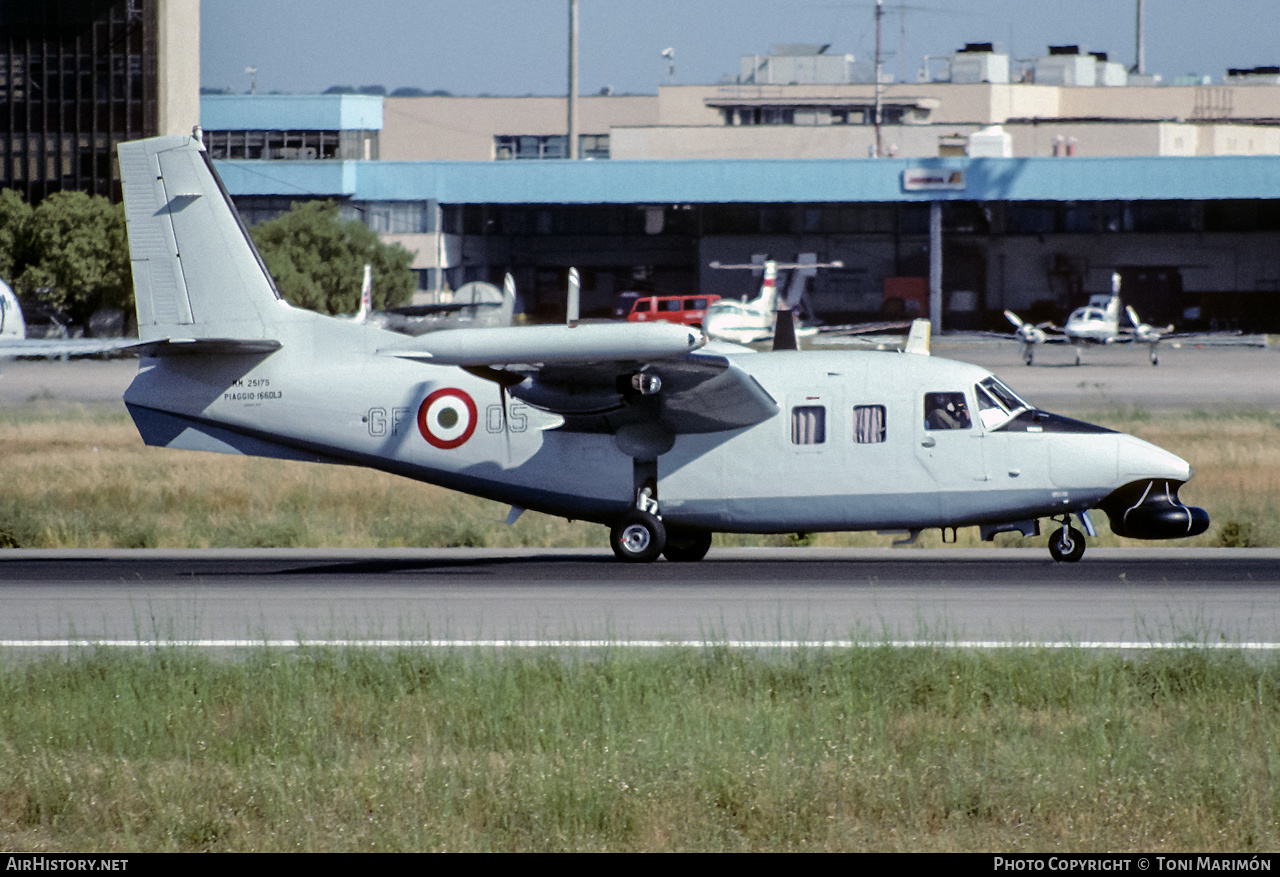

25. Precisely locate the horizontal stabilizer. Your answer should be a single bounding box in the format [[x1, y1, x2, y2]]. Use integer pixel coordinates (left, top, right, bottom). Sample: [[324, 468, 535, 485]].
[[131, 338, 282, 357]]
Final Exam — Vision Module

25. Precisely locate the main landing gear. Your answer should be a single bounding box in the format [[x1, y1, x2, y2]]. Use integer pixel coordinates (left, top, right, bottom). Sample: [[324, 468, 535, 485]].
[[609, 485, 713, 563], [610, 508, 665, 563]]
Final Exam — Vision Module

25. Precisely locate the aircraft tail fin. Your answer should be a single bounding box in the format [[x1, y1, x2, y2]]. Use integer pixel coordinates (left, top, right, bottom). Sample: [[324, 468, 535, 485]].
[[903, 318, 931, 355], [772, 308, 799, 351], [356, 264, 372, 322], [758, 261, 779, 312], [499, 273, 517, 326], [118, 133, 283, 344], [0, 280, 26, 340]]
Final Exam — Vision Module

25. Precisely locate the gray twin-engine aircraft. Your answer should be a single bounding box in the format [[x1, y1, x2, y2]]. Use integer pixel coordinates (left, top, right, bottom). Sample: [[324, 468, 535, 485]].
[[117, 133, 1209, 563]]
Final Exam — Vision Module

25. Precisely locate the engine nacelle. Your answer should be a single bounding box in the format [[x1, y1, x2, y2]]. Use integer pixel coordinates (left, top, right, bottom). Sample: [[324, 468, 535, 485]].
[[1097, 479, 1210, 540]]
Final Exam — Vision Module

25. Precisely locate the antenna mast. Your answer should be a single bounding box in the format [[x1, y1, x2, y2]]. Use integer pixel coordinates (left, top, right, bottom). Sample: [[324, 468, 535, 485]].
[[1132, 0, 1145, 75], [568, 0, 579, 159], [873, 0, 884, 157]]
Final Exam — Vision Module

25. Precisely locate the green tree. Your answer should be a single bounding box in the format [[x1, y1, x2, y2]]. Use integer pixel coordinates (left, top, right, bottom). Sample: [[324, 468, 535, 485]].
[[249, 200, 415, 315], [0, 188, 33, 284], [14, 190, 130, 324]]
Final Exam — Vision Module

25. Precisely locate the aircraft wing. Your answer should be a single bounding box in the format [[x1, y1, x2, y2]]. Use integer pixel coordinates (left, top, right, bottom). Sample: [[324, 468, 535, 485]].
[[815, 320, 912, 336], [379, 322, 702, 367], [384, 301, 505, 318], [380, 322, 778, 434]]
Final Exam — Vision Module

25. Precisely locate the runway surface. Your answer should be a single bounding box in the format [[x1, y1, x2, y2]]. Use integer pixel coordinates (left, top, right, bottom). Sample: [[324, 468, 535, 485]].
[[2, 548, 1279, 649], [2, 348, 1277, 653]]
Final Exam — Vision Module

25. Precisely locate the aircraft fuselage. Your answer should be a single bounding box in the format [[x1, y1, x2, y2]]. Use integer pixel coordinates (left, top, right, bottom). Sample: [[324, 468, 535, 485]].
[[123, 306, 1195, 540]]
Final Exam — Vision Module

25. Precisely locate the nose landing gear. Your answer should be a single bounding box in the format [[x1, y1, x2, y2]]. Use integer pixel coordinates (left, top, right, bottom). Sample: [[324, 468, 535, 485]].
[[1048, 523, 1086, 562]]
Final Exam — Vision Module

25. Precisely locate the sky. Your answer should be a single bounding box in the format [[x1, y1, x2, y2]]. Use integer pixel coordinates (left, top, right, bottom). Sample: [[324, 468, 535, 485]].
[[200, 1, 1280, 96]]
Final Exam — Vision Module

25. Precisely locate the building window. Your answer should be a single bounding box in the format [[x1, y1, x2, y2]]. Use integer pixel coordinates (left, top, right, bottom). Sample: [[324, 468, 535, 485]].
[[735, 107, 795, 126], [578, 133, 609, 159], [203, 130, 354, 161], [495, 134, 609, 160], [362, 201, 430, 233]]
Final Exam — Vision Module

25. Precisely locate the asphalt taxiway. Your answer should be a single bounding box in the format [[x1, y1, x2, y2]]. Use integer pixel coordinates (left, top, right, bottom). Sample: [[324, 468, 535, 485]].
[[2, 548, 1279, 648], [2, 347, 1278, 651]]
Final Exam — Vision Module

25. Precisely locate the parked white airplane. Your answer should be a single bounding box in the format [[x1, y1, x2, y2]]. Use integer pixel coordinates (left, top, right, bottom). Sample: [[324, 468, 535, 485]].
[[704, 257, 905, 346], [114, 132, 1209, 562], [1004, 273, 1177, 366], [346, 263, 517, 334], [702, 257, 844, 344], [0, 279, 137, 358], [363, 274, 517, 336], [0, 281, 23, 342]]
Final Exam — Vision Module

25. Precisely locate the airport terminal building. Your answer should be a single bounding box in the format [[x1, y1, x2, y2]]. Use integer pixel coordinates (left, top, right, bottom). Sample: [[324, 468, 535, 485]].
[[204, 87, 1280, 332], [2, 3, 1279, 329]]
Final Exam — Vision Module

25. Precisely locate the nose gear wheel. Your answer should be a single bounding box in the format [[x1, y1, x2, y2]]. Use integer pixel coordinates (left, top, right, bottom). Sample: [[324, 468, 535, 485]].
[[1048, 525, 1086, 562]]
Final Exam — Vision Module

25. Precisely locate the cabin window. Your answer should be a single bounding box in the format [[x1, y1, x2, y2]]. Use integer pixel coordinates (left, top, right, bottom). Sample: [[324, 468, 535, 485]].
[[689, 298, 708, 309], [924, 392, 971, 430], [659, 298, 682, 312], [791, 406, 826, 444], [634, 300, 651, 313], [853, 405, 886, 443]]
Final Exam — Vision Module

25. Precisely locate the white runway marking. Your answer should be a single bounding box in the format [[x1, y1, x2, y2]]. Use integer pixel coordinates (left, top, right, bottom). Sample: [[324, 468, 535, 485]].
[[4, 639, 1280, 651]]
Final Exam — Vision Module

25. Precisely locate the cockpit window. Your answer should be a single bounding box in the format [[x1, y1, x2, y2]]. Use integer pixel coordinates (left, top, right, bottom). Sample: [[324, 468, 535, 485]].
[[924, 392, 971, 430], [975, 377, 1031, 430], [981, 377, 1029, 412]]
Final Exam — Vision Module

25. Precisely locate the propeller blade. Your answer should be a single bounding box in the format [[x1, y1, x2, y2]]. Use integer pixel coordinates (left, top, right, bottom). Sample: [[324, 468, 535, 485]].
[[567, 268, 580, 328]]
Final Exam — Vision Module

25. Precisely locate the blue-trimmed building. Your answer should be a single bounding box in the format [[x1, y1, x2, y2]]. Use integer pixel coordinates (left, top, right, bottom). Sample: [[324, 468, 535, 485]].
[[202, 94, 1280, 330]]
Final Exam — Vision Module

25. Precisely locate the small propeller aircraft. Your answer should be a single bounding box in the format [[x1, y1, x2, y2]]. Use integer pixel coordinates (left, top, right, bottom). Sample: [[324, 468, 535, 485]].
[[704, 257, 907, 346], [356, 269, 518, 336], [1004, 274, 1177, 366], [114, 132, 1210, 562], [703, 257, 840, 344], [0, 280, 138, 359]]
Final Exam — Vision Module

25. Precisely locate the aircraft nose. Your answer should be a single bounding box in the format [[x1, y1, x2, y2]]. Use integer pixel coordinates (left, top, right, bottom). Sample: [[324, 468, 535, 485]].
[[1117, 434, 1191, 484]]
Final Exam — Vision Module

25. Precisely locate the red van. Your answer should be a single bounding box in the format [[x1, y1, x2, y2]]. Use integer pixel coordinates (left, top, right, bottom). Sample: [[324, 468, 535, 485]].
[[626, 294, 721, 328]]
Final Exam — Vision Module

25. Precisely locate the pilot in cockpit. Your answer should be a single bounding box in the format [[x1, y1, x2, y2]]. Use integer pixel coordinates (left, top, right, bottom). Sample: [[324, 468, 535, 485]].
[[925, 393, 971, 430]]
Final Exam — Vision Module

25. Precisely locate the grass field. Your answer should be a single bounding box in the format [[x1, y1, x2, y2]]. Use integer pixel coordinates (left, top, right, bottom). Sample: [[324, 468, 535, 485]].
[[2, 645, 1278, 852], [0, 403, 1276, 549], [3, 404, 1278, 852]]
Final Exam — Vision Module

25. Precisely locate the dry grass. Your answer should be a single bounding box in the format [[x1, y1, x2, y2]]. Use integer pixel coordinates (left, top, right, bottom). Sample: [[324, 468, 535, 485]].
[[0, 405, 602, 549], [0, 403, 1276, 549]]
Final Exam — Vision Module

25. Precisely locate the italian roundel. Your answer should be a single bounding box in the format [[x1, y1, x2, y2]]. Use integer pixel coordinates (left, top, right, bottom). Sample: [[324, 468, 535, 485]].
[[417, 388, 478, 449]]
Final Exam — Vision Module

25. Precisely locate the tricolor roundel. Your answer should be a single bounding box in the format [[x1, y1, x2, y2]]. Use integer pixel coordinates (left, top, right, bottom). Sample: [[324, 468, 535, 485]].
[[417, 388, 478, 449]]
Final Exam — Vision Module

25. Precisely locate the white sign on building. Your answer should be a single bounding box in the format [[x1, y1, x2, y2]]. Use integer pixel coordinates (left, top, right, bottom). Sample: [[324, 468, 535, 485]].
[[902, 168, 966, 191]]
